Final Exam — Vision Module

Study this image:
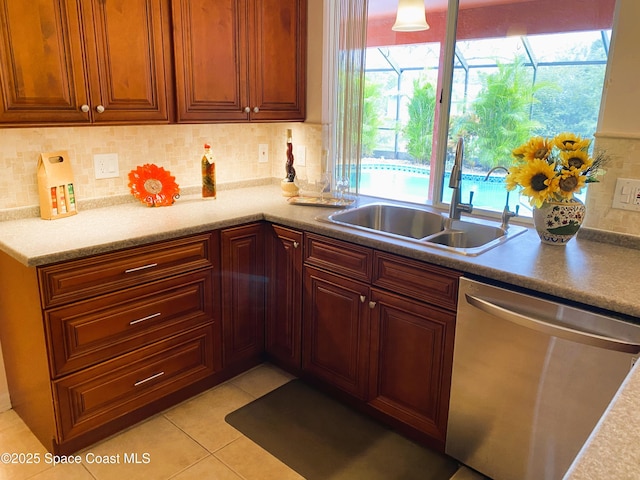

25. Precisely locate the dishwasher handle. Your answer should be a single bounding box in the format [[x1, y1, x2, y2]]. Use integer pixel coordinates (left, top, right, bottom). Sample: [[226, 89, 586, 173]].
[[465, 293, 640, 354]]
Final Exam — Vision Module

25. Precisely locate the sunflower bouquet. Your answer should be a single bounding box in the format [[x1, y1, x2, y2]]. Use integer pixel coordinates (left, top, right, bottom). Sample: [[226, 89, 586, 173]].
[[505, 132, 606, 208]]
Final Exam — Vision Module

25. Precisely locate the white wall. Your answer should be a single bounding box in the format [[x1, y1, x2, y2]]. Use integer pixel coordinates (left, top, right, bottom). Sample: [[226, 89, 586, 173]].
[[584, 0, 640, 233]]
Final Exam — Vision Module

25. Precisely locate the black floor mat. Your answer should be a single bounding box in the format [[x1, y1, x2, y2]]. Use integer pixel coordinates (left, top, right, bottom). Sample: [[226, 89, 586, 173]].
[[225, 379, 459, 480]]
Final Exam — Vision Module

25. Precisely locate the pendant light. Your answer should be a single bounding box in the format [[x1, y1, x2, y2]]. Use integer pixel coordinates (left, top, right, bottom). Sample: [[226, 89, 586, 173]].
[[392, 0, 429, 32]]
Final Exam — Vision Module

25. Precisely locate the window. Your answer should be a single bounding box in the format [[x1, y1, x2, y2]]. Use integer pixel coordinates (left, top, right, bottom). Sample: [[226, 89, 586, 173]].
[[347, 0, 615, 218]]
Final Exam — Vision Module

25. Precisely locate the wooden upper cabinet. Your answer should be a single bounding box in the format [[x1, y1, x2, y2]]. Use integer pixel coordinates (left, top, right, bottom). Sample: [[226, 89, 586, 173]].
[[172, 0, 306, 122], [172, 0, 248, 122], [81, 0, 173, 124], [0, 0, 89, 124], [249, 0, 306, 121], [0, 0, 172, 126]]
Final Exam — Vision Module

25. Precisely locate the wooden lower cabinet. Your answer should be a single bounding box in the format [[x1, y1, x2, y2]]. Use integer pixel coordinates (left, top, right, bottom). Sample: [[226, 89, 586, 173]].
[[0, 222, 459, 455], [265, 224, 303, 372], [301, 233, 460, 451], [302, 266, 370, 400], [220, 223, 265, 371], [368, 288, 456, 450], [54, 325, 215, 443], [0, 233, 221, 455]]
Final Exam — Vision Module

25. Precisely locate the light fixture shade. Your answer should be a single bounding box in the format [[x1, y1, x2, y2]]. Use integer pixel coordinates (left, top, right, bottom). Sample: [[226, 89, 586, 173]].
[[392, 0, 429, 32]]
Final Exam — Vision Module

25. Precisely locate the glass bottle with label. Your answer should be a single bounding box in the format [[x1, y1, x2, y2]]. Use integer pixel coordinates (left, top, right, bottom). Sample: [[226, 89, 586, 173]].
[[201, 143, 216, 198]]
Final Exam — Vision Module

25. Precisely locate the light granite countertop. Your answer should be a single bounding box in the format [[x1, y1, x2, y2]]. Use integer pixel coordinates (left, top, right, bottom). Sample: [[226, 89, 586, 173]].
[[0, 183, 639, 478]]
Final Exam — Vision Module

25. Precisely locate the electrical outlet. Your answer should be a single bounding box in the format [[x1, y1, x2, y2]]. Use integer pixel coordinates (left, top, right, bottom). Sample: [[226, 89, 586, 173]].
[[611, 178, 640, 211], [296, 145, 306, 166], [258, 144, 269, 163], [94, 153, 119, 179]]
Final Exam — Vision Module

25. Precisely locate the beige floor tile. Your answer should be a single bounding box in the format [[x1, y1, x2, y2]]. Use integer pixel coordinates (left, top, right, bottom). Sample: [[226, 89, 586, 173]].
[[169, 455, 243, 480], [0, 412, 51, 480], [164, 383, 254, 453], [229, 363, 295, 398], [0, 410, 25, 433], [215, 437, 304, 480], [81, 415, 208, 480], [29, 463, 95, 480]]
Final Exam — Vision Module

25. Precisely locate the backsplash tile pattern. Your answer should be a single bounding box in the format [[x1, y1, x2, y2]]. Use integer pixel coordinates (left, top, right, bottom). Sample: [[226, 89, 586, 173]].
[[584, 135, 640, 235], [0, 123, 323, 211], [2, 124, 639, 237]]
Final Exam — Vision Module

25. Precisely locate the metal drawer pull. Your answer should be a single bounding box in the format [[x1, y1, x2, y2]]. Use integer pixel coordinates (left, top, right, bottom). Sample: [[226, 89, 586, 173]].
[[129, 312, 161, 326], [124, 263, 158, 273], [134, 371, 165, 387]]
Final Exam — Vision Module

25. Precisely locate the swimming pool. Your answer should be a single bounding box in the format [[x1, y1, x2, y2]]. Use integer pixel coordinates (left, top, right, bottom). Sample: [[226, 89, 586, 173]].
[[356, 163, 525, 213]]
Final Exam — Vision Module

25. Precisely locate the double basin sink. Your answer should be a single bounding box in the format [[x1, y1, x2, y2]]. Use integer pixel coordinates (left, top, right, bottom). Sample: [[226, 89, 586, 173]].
[[320, 203, 527, 256]]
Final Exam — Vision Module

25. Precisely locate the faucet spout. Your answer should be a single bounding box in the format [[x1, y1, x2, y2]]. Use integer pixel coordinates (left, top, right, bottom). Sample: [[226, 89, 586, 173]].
[[484, 165, 518, 229], [449, 138, 464, 189], [448, 138, 473, 221], [484, 165, 509, 179]]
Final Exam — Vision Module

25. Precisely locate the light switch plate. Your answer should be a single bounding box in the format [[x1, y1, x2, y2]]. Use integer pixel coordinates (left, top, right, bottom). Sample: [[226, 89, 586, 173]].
[[611, 178, 640, 211], [94, 153, 119, 179]]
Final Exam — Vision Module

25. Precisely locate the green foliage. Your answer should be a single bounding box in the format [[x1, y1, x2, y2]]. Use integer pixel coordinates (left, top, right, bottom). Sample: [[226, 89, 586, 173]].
[[531, 63, 604, 138], [361, 79, 384, 157], [403, 78, 437, 164], [454, 57, 545, 169]]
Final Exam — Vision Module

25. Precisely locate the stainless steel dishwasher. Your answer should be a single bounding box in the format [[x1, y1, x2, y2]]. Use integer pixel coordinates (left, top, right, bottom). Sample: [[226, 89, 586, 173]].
[[446, 277, 640, 480]]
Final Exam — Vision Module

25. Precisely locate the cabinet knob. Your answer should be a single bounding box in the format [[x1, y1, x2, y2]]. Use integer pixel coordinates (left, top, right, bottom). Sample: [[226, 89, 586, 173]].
[[244, 107, 251, 113], [368, 301, 377, 309], [96, 105, 105, 114], [253, 106, 259, 113], [293, 241, 299, 248], [360, 295, 366, 303], [80, 104, 90, 113]]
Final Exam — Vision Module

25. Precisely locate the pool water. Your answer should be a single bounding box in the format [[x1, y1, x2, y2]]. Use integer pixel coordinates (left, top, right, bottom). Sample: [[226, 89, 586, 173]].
[[357, 164, 525, 213], [355, 164, 587, 216]]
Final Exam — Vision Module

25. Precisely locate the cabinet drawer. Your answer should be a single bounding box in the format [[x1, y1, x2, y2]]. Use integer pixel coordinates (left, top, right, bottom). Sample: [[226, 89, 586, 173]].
[[46, 271, 215, 377], [372, 252, 461, 311], [304, 233, 373, 282], [39, 233, 217, 308], [54, 325, 216, 442]]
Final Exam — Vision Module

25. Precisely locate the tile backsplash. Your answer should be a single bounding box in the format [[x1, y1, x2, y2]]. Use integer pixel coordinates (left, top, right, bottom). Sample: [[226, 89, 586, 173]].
[[0, 122, 323, 211], [584, 134, 640, 235], [2, 124, 640, 237]]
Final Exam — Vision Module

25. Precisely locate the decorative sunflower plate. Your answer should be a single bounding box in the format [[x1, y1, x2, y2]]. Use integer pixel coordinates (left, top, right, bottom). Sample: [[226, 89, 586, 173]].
[[128, 164, 180, 207]]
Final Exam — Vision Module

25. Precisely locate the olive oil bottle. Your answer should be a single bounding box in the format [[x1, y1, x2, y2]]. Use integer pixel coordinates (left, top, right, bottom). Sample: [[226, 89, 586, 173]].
[[201, 143, 216, 198]]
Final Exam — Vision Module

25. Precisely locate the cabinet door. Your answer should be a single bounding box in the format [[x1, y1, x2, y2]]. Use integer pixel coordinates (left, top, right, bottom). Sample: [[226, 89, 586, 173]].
[[172, 0, 249, 122], [248, 0, 306, 121], [221, 223, 265, 367], [0, 0, 90, 124], [265, 225, 303, 371], [368, 288, 456, 451], [302, 266, 370, 400], [81, 0, 172, 123]]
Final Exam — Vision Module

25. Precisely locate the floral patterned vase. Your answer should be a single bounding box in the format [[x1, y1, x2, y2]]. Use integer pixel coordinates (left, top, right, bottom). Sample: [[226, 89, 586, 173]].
[[533, 198, 586, 245]]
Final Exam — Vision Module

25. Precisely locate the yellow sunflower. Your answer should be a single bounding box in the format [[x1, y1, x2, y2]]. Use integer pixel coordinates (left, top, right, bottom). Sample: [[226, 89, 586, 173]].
[[560, 149, 593, 172], [554, 132, 591, 152], [516, 157, 559, 207], [512, 136, 553, 162], [505, 166, 521, 191], [552, 169, 587, 200]]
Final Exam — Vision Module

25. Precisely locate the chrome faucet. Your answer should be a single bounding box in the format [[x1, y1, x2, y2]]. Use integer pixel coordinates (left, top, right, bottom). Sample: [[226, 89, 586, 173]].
[[484, 166, 519, 229], [448, 138, 474, 221]]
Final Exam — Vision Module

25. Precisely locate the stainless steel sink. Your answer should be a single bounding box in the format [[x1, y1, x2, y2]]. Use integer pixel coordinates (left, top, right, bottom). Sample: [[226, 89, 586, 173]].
[[320, 203, 527, 255], [326, 203, 445, 239], [426, 220, 507, 248]]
